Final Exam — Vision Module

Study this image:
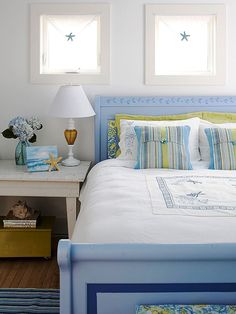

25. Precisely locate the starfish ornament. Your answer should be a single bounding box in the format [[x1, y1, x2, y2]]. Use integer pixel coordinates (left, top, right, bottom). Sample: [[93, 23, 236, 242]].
[[45, 153, 62, 172], [65, 32, 75, 41], [180, 31, 190, 41]]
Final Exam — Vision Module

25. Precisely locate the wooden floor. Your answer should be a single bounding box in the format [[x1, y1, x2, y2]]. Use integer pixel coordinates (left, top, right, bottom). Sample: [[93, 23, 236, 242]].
[[0, 238, 59, 289]]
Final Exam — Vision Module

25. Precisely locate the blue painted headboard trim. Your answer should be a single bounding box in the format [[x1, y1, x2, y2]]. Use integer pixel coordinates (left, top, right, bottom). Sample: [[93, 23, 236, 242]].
[[94, 96, 236, 163]]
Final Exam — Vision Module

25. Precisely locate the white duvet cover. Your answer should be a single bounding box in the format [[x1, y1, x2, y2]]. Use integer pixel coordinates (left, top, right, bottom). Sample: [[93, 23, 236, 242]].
[[72, 159, 236, 244]]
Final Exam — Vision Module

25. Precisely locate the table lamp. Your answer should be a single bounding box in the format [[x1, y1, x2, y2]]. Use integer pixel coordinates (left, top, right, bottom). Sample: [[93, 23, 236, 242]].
[[49, 85, 95, 166]]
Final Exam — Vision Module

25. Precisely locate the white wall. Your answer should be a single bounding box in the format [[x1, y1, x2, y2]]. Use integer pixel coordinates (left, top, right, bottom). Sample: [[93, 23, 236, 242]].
[[0, 0, 235, 234]]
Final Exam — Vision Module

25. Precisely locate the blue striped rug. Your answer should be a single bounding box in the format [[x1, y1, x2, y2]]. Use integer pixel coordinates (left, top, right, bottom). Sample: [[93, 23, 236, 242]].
[[0, 288, 59, 313]]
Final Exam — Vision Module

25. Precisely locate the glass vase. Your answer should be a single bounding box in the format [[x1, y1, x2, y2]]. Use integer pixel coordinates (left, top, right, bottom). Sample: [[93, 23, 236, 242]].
[[15, 141, 30, 166]]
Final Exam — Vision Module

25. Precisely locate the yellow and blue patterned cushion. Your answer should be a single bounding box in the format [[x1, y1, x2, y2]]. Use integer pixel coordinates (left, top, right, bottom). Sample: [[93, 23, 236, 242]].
[[205, 128, 236, 170], [136, 304, 236, 314], [134, 125, 192, 170], [107, 120, 119, 159]]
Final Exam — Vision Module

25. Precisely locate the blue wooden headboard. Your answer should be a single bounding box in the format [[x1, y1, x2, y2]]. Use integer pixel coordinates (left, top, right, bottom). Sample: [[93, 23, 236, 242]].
[[94, 96, 236, 163]]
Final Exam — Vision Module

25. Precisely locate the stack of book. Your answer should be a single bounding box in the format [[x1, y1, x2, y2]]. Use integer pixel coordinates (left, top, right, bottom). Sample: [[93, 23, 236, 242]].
[[3, 210, 40, 228]]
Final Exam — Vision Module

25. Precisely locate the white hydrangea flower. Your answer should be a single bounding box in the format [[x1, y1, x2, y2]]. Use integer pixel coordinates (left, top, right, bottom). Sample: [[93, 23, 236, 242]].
[[12, 122, 34, 142], [3, 115, 42, 143], [27, 117, 42, 130]]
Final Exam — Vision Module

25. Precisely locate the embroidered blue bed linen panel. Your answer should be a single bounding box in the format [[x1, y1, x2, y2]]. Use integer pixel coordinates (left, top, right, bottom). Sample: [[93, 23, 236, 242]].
[[149, 175, 236, 216], [135, 125, 192, 169], [95, 96, 236, 163], [205, 128, 236, 170]]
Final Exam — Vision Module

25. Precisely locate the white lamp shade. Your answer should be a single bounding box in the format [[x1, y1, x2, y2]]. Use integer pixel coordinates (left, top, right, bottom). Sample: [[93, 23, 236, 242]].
[[49, 85, 95, 118]]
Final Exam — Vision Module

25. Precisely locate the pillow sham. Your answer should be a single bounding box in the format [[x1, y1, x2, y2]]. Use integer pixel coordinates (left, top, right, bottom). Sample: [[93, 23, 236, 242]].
[[115, 112, 236, 139], [134, 125, 192, 170], [115, 112, 202, 137], [107, 120, 119, 159], [199, 119, 236, 162], [205, 128, 236, 170], [118, 117, 200, 162]]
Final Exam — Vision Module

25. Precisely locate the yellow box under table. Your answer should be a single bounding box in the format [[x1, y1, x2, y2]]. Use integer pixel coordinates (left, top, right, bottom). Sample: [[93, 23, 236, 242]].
[[0, 216, 54, 258]]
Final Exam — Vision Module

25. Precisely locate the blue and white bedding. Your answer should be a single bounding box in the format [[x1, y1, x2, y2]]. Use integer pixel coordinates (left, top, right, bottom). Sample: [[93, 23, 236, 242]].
[[72, 159, 236, 244], [147, 175, 236, 216]]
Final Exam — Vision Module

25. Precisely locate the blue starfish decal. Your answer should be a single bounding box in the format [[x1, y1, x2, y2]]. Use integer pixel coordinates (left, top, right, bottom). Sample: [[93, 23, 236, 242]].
[[180, 31, 190, 41], [65, 32, 75, 41], [187, 191, 203, 198]]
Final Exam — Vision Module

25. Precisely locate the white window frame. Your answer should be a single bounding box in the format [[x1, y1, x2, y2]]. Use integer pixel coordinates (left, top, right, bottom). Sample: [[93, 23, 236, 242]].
[[30, 3, 110, 85], [145, 4, 226, 85]]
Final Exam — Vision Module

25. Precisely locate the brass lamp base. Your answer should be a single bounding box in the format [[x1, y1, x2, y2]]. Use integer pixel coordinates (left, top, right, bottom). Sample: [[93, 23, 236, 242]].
[[64, 129, 77, 145], [62, 119, 80, 167]]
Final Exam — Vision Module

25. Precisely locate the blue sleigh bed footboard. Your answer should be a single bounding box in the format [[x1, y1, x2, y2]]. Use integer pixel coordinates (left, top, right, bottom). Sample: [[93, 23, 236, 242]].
[[58, 240, 236, 314]]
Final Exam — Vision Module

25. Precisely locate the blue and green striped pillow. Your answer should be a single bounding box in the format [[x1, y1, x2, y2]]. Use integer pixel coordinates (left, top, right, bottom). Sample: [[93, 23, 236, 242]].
[[205, 128, 236, 170], [134, 125, 192, 170]]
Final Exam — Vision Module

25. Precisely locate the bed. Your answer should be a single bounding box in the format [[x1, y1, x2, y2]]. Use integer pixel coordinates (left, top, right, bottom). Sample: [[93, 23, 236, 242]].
[[58, 96, 236, 314]]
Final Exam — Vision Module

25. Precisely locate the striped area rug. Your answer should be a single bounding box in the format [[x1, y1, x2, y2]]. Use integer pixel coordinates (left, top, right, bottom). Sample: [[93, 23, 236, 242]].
[[0, 288, 59, 313]]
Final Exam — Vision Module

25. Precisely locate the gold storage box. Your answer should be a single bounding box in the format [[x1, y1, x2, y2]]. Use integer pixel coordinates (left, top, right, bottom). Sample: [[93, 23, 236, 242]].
[[0, 216, 54, 258]]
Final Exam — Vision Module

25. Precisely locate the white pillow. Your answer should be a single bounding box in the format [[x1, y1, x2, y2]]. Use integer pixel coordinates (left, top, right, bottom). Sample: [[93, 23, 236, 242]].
[[118, 117, 200, 162], [199, 119, 236, 162]]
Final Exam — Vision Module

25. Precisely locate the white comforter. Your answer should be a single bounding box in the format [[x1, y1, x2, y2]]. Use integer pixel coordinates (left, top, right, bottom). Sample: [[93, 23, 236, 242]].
[[72, 159, 236, 244]]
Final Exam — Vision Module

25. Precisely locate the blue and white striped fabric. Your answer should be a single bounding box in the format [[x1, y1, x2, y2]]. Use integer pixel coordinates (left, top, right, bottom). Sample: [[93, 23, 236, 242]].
[[205, 128, 236, 170], [134, 125, 192, 170], [0, 288, 59, 313]]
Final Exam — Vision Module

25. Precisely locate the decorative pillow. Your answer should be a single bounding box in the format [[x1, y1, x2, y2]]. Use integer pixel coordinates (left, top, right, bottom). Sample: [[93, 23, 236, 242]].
[[108, 113, 236, 161], [116, 112, 236, 138], [115, 112, 203, 136], [119, 118, 200, 162], [134, 125, 192, 170], [107, 120, 119, 159], [202, 111, 236, 124], [205, 128, 236, 170], [199, 119, 236, 162], [136, 304, 236, 314]]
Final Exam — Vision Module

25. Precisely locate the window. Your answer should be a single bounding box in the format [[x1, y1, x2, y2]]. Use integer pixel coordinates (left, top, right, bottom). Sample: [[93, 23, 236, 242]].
[[145, 4, 226, 85], [41, 15, 100, 75], [31, 4, 110, 84]]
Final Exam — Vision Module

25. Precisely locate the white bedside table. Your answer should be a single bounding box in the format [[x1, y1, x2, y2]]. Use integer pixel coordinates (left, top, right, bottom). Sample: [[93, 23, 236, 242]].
[[0, 160, 91, 238]]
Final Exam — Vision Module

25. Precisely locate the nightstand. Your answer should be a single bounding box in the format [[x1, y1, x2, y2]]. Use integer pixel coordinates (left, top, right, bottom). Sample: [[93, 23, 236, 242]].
[[0, 160, 91, 239]]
